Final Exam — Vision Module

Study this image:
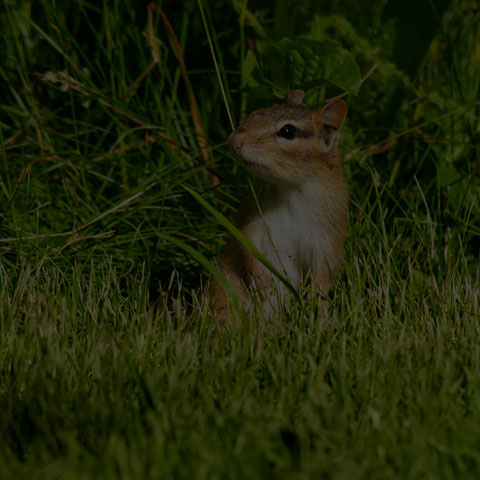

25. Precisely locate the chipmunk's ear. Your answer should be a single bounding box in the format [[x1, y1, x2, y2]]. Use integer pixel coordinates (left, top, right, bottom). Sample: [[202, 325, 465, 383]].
[[286, 89, 305, 106], [319, 99, 347, 129], [314, 99, 347, 149]]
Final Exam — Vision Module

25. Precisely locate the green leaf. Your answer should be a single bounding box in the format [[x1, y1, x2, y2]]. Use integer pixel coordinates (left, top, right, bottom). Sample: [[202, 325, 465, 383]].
[[241, 50, 260, 88], [382, 0, 452, 77], [274, 38, 361, 94], [231, 0, 267, 38], [437, 163, 480, 215]]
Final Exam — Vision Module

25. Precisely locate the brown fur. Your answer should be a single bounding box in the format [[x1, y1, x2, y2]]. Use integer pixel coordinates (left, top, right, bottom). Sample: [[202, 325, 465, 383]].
[[212, 91, 349, 321]]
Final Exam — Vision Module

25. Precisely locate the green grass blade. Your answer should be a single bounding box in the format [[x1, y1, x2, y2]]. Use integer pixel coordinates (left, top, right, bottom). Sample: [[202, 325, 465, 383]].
[[183, 184, 301, 303], [158, 232, 240, 309]]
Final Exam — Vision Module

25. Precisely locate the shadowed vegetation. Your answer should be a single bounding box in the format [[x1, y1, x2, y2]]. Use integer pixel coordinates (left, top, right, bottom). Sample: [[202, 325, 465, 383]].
[[0, 0, 479, 478]]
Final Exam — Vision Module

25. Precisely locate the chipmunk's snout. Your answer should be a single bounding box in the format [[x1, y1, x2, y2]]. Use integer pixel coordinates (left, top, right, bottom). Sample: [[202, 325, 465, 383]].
[[229, 131, 244, 157]]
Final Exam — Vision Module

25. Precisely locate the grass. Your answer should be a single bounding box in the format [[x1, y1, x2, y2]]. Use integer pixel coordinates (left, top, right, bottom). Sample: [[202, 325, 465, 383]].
[[1, 208, 480, 479], [1, 0, 480, 478]]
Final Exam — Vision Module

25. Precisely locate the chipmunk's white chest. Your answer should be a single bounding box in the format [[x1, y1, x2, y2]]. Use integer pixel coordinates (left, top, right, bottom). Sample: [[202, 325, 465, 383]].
[[246, 186, 331, 286]]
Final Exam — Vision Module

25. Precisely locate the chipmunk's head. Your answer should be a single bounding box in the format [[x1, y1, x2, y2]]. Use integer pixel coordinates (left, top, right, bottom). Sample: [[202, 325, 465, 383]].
[[229, 90, 347, 185]]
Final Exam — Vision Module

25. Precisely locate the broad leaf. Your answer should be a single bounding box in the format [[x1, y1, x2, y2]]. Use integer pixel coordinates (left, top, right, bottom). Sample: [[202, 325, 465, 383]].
[[274, 38, 361, 94]]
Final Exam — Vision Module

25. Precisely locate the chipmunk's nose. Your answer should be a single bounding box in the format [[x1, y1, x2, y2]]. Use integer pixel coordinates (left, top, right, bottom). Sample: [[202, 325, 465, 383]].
[[229, 132, 244, 156]]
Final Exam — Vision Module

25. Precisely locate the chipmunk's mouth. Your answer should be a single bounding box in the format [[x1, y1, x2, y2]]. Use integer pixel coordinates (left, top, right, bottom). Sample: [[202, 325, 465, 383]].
[[242, 155, 265, 169], [243, 158, 259, 168]]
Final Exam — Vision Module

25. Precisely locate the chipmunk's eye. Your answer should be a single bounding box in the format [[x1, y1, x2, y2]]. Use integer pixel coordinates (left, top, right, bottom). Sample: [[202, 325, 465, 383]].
[[277, 124, 297, 140]]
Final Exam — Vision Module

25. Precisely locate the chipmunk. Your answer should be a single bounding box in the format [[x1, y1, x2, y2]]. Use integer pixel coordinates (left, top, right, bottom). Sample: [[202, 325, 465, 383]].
[[212, 89, 349, 320]]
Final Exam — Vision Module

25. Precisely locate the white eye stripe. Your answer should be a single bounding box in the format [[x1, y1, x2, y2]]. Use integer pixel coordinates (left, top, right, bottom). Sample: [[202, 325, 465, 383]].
[[276, 120, 302, 130]]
